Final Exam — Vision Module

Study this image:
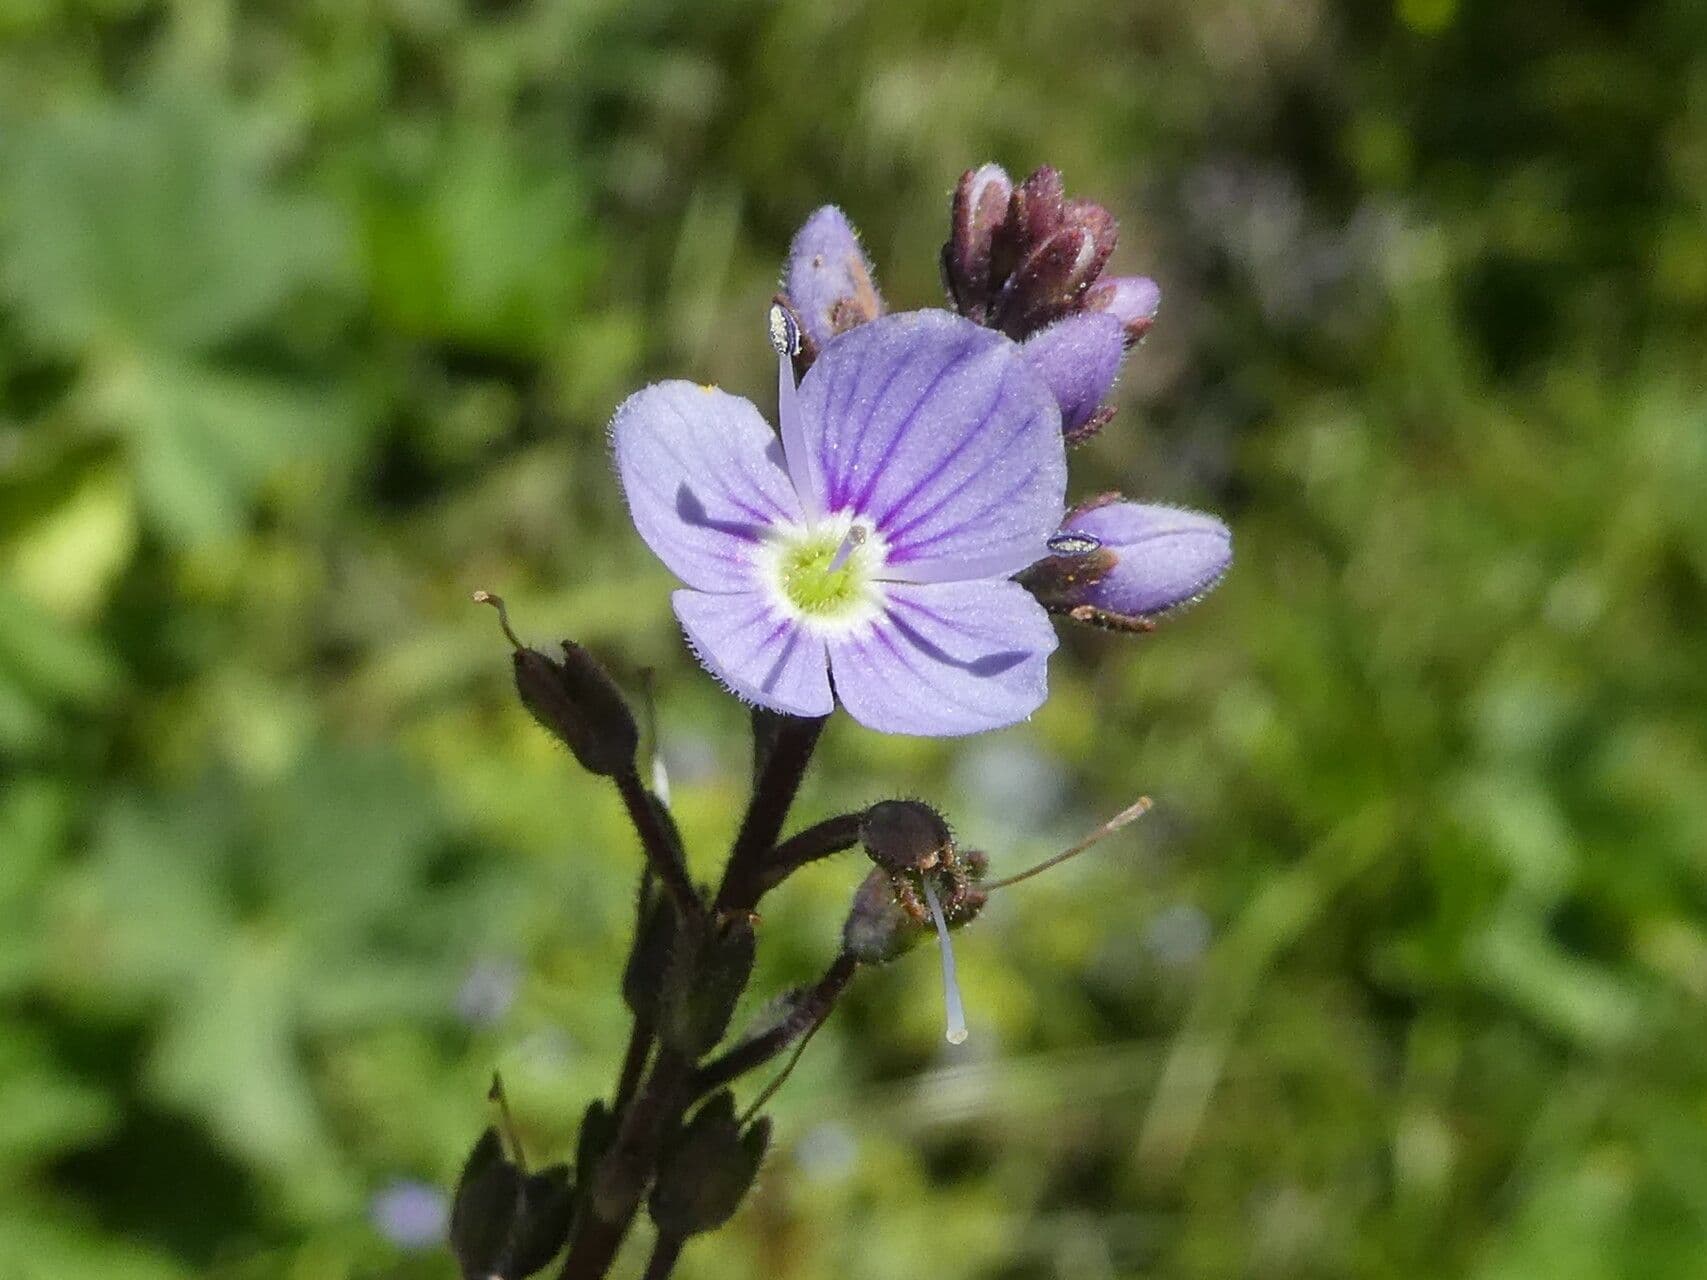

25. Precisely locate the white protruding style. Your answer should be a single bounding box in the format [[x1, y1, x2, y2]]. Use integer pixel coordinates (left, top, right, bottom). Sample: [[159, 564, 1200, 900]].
[[920, 876, 969, 1045]]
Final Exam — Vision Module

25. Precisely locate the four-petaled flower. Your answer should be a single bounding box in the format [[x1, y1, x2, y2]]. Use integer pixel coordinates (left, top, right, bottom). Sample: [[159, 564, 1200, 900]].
[[612, 309, 1067, 736]]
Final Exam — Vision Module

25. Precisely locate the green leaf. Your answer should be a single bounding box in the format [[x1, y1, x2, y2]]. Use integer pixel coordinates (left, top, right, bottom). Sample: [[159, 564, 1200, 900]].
[[115, 357, 358, 545], [0, 92, 349, 355]]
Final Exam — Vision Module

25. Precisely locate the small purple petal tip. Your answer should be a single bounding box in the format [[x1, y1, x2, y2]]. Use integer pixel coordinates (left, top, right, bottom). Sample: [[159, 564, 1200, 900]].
[[785, 206, 884, 349], [1060, 501, 1231, 618], [1023, 312, 1128, 434], [1084, 275, 1162, 343]]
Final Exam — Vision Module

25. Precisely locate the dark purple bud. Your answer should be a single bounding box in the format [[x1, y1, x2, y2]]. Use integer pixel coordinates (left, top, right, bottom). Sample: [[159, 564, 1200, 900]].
[[649, 1092, 771, 1238], [449, 1129, 574, 1280], [783, 206, 883, 350], [621, 891, 676, 1019], [1025, 498, 1231, 627], [841, 865, 986, 965], [574, 1100, 617, 1189], [660, 914, 757, 1055], [477, 593, 638, 777], [1084, 275, 1162, 344], [859, 799, 953, 875], [995, 216, 1117, 338], [1023, 312, 1128, 437], [1011, 167, 1068, 252], [942, 163, 1013, 323]]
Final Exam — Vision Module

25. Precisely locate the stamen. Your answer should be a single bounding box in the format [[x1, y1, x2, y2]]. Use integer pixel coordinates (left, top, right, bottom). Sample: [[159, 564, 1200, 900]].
[[767, 303, 801, 359], [769, 303, 823, 519], [983, 796, 1154, 890], [919, 877, 968, 1045], [1047, 531, 1102, 556], [826, 523, 867, 574]]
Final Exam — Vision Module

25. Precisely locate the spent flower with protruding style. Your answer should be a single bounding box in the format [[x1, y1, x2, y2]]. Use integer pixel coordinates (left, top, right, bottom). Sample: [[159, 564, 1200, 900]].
[[611, 307, 1067, 736]]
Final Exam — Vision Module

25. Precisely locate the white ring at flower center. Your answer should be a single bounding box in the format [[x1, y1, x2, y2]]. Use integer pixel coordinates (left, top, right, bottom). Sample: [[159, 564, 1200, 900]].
[[758, 512, 889, 634]]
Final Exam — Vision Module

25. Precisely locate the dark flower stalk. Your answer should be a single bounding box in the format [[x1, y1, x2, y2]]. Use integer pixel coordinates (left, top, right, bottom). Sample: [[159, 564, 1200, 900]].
[[450, 164, 1232, 1280]]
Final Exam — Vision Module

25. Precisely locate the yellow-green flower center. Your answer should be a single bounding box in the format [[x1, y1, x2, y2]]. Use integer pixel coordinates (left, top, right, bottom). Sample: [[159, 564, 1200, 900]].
[[776, 528, 872, 617]]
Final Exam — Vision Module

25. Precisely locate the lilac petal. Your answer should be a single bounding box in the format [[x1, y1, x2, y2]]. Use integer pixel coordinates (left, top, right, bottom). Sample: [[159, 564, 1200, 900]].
[[785, 207, 883, 349], [1023, 312, 1128, 432], [1084, 275, 1162, 342], [612, 381, 802, 592], [673, 589, 832, 717], [1062, 501, 1231, 616], [827, 580, 1057, 737], [798, 310, 1066, 582]]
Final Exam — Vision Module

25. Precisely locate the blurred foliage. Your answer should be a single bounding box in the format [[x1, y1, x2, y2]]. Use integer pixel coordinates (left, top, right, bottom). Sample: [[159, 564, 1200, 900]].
[[3, 0, 1707, 1277]]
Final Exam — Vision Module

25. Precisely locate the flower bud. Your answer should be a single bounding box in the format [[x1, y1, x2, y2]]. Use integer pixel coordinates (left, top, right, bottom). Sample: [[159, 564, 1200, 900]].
[[477, 593, 639, 776], [1004, 166, 1068, 263], [1084, 275, 1162, 344], [648, 1092, 770, 1239], [621, 892, 676, 1019], [513, 641, 639, 776], [858, 799, 952, 875], [841, 865, 987, 965], [783, 206, 883, 352], [1023, 312, 1128, 441], [660, 914, 757, 1055], [995, 214, 1118, 339], [575, 1100, 617, 1189], [448, 1128, 574, 1280], [1024, 497, 1231, 628], [942, 163, 1013, 323]]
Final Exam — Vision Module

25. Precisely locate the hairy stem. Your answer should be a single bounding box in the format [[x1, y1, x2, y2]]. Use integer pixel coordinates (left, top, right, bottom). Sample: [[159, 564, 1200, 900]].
[[752, 810, 865, 900], [612, 1008, 655, 1117], [690, 951, 858, 1098], [640, 1233, 686, 1280], [560, 1045, 695, 1280], [614, 769, 701, 919], [717, 713, 827, 912], [557, 1214, 631, 1280]]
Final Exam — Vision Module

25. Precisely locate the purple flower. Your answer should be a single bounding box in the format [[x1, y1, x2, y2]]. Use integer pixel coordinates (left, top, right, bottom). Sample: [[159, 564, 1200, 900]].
[[1039, 499, 1231, 622], [612, 308, 1067, 736], [784, 206, 883, 352], [1023, 312, 1128, 441]]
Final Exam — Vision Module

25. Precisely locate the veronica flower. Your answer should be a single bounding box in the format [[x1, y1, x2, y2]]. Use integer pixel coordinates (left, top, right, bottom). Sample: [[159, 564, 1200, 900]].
[[611, 308, 1067, 736]]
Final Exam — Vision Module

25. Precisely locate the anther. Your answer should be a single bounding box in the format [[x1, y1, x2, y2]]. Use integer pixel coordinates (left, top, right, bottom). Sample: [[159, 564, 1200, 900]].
[[1047, 531, 1102, 556], [768, 302, 802, 357]]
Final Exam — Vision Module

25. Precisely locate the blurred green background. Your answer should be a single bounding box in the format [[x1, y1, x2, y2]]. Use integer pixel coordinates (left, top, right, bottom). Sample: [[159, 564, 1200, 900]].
[[4, 0, 1706, 1276]]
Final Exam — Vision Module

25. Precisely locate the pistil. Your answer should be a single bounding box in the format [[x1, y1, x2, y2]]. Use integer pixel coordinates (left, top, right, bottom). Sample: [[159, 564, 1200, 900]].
[[919, 876, 968, 1045]]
